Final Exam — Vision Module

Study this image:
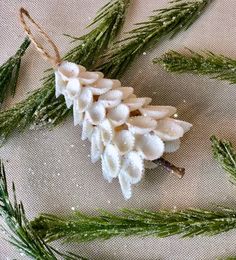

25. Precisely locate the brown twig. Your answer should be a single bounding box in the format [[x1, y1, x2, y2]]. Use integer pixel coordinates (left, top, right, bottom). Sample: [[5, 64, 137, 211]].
[[154, 158, 185, 179]]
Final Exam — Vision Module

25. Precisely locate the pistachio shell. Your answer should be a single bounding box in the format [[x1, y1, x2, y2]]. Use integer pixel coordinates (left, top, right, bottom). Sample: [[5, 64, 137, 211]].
[[74, 87, 93, 113], [113, 130, 135, 155], [126, 116, 157, 134], [114, 87, 134, 100], [120, 151, 144, 185], [98, 90, 123, 108], [135, 133, 164, 160], [100, 119, 113, 145], [57, 61, 79, 80], [164, 139, 181, 153], [107, 104, 130, 126], [55, 71, 66, 98], [123, 97, 152, 111], [91, 127, 104, 163], [139, 105, 177, 119], [173, 119, 192, 133], [79, 71, 101, 85], [86, 102, 106, 125], [87, 78, 113, 95], [81, 119, 93, 141], [154, 118, 184, 141], [118, 171, 132, 200], [66, 78, 81, 99], [101, 144, 121, 182]]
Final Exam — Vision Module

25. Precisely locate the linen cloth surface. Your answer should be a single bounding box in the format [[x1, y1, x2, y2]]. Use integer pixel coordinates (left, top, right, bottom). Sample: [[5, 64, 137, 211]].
[[0, 0, 236, 259]]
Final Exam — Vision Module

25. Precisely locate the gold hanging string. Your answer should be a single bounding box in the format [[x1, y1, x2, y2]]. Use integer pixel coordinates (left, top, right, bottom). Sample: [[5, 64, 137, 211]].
[[19, 8, 61, 67]]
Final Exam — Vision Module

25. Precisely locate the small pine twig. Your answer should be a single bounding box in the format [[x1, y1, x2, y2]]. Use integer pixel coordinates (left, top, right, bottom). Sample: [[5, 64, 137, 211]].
[[0, 160, 86, 259], [211, 136, 236, 184], [98, 0, 212, 78], [155, 49, 236, 84], [0, 0, 130, 145], [0, 37, 30, 105], [31, 207, 236, 243]]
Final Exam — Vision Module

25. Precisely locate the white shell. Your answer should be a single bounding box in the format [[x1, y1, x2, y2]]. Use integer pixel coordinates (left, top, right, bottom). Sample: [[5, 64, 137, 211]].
[[101, 144, 121, 182], [87, 78, 113, 95], [66, 78, 81, 99], [98, 90, 123, 108], [73, 105, 84, 126], [139, 106, 177, 120], [120, 151, 144, 185], [144, 160, 159, 170], [55, 71, 66, 98], [154, 118, 184, 141], [107, 104, 130, 126], [112, 80, 122, 88], [173, 119, 192, 133], [57, 61, 79, 80], [91, 127, 104, 163], [135, 133, 164, 160], [78, 65, 86, 73], [164, 139, 181, 153], [114, 87, 134, 100], [99, 119, 113, 145], [118, 171, 132, 200], [86, 102, 106, 125], [123, 97, 152, 111], [81, 119, 93, 141], [126, 116, 157, 134], [75, 87, 93, 113], [113, 130, 135, 155], [79, 71, 101, 85], [64, 92, 73, 108]]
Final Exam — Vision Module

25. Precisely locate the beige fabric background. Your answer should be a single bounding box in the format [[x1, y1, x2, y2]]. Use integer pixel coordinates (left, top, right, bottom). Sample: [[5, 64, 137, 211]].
[[1, 0, 236, 259]]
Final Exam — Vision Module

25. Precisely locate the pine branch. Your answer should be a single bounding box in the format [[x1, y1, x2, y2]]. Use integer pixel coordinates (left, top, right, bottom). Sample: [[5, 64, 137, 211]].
[[0, 37, 30, 105], [0, 0, 130, 145], [98, 0, 212, 78], [31, 207, 236, 243], [0, 160, 86, 259], [155, 49, 236, 84], [211, 136, 236, 184]]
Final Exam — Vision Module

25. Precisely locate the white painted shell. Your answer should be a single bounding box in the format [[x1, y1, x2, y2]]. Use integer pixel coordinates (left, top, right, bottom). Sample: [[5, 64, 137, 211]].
[[174, 119, 192, 133], [118, 171, 132, 200], [113, 130, 135, 155], [126, 116, 157, 134], [55, 71, 67, 98], [66, 78, 81, 100], [107, 104, 130, 127], [139, 105, 177, 119], [74, 88, 93, 113], [86, 102, 106, 125], [112, 79, 122, 88], [73, 106, 84, 126], [91, 127, 104, 163], [99, 119, 113, 145], [114, 87, 134, 100], [98, 90, 123, 108], [79, 71, 101, 85], [57, 61, 80, 80], [87, 78, 113, 95], [63, 92, 73, 108], [123, 97, 152, 111], [154, 118, 184, 141], [81, 119, 93, 141], [120, 151, 144, 185], [102, 144, 121, 182], [164, 139, 181, 153], [135, 133, 164, 161]]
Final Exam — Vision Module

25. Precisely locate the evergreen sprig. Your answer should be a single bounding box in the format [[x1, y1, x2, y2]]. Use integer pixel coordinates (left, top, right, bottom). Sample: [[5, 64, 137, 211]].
[[155, 49, 236, 84], [99, 0, 212, 78], [0, 37, 30, 105], [31, 207, 236, 243], [0, 0, 130, 145], [211, 136, 236, 184], [0, 0, 211, 146], [0, 160, 86, 259]]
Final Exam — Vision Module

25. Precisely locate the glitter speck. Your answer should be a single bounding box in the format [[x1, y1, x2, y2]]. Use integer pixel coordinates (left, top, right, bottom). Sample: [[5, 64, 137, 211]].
[[43, 162, 47, 166], [88, 16, 92, 21], [107, 200, 111, 204], [71, 207, 75, 211], [183, 99, 186, 103], [57, 173, 61, 176], [143, 52, 147, 55], [173, 113, 178, 118], [70, 144, 75, 148]]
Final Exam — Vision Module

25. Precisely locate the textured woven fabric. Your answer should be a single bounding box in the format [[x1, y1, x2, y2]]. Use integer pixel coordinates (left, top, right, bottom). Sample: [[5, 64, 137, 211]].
[[1, 0, 236, 259]]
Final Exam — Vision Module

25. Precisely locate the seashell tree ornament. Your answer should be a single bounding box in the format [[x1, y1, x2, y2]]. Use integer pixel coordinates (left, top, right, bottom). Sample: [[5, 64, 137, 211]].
[[20, 8, 192, 199]]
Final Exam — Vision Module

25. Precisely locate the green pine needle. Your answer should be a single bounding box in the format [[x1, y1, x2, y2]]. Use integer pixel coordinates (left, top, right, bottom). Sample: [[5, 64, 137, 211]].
[[98, 0, 212, 78], [31, 207, 236, 243], [0, 37, 30, 105], [0, 0, 129, 146], [0, 160, 86, 259], [211, 136, 236, 184], [155, 49, 236, 84]]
